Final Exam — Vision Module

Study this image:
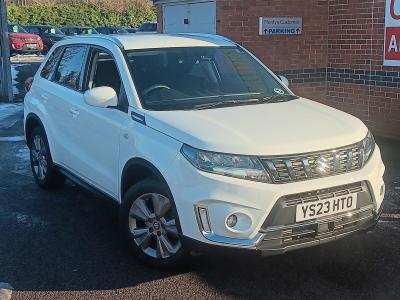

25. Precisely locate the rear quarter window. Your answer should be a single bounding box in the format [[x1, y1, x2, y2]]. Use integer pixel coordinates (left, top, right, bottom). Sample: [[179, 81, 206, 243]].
[[40, 47, 64, 80]]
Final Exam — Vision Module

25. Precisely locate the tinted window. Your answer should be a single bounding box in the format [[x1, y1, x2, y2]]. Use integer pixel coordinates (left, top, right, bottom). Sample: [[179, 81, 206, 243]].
[[138, 23, 157, 32], [8, 24, 27, 33], [78, 27, 98, 35], [55, 46, 87, 90], [40, 47, 64, 80], [62, 28, 77, 35], [42, 27, 64, 35], [96, 27, 107, 34], [27, 26, 40, 34]]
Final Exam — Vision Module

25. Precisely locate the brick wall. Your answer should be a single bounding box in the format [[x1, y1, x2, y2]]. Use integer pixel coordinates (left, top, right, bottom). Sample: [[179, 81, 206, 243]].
[[325, 0, 400, 139], [216, 0, 329, 71], [156, 0, 400, 139]]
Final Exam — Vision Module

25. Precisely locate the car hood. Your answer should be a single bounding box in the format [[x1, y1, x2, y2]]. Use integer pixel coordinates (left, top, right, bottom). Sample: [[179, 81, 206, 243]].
[[9, 32, 39, 39], [145, 98, 368, 156]]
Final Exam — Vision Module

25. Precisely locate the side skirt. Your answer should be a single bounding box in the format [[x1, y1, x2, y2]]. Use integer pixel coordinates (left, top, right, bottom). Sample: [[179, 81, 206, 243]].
[[55, 164, 119, 206]]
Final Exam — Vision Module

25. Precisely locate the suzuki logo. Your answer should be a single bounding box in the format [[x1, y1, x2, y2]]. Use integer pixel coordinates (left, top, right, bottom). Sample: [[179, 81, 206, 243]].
[[391, 0, 400, 20], [315, 155, 331, 176]]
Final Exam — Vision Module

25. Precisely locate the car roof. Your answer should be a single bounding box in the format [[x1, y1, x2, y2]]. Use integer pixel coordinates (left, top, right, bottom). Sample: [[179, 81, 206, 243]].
[[62, 26, 93, 29], [27, 25, 54, 27], [62, 33, 236, 50]]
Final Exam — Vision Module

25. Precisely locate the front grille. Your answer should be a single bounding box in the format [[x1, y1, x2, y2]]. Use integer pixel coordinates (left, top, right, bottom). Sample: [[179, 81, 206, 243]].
[[261, 182, 372, 229], [23, 38, 38, 42], [258, 207, 375, 252], [260, 142, 365, 183], [257, 182, 377, 254]]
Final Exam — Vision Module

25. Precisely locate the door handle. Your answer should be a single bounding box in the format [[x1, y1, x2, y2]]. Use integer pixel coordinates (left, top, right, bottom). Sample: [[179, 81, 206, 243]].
[[70, 108, 80, 118], [42, 94, 49, 103]]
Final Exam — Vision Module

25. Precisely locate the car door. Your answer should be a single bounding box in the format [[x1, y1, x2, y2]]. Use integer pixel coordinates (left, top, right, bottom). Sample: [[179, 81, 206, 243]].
[[68, 46, 130, 198], [46, 45, 89, 170]]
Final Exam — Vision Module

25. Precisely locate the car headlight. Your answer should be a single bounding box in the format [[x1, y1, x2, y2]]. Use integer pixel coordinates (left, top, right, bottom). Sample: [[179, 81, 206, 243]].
[[361, 131, 375, 165], [181, 144, 270, 182], [37, 36, 41, 41]]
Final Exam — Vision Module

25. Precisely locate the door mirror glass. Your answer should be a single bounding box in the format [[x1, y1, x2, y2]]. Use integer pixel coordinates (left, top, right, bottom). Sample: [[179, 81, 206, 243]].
[[279, 75, 289, 87], [84, 86, 118, 108]]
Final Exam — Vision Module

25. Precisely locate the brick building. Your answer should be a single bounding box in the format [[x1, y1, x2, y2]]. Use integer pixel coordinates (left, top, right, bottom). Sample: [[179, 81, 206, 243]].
[[154, 0, 400, 140]]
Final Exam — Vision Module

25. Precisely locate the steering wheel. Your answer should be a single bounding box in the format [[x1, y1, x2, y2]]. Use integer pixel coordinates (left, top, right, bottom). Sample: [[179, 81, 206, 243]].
[[142, 85, 172, 97]]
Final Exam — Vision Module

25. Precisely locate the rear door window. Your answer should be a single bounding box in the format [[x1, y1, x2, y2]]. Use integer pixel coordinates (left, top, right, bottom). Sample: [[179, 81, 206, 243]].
[[54, 46, 87, 91], [40, 46, 64, 80]]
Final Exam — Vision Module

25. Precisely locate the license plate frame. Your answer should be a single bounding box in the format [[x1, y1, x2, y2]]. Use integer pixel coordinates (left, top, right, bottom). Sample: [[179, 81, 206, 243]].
[[295, 193, 358, 222]]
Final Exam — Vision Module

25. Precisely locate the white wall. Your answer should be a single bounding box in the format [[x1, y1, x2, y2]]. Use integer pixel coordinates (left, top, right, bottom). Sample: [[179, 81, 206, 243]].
[[163, 1, 216, 34]]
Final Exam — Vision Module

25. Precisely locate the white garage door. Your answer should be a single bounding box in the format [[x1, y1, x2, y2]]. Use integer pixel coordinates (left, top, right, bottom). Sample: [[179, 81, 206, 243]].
[[163, 1, 216, 34]]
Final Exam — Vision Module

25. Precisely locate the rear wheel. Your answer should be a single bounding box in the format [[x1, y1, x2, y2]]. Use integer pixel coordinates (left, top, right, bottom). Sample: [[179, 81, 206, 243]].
[[29, 127, 65, 189], [120, 179, 189, 268]]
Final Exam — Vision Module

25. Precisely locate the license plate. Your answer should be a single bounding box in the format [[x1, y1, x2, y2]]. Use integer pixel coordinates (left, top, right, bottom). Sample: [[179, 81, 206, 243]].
[[26, 44, 38, 49], [295, 193, 358, 222]]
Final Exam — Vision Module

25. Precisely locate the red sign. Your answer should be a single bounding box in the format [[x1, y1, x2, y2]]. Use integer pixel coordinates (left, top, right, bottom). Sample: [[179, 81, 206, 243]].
[[385, 0, 400, 66], [385, 27, 400, 60]]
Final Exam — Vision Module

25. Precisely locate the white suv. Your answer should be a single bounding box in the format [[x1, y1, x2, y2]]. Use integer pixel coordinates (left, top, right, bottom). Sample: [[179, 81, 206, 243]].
[[24, 34, 385, 267]]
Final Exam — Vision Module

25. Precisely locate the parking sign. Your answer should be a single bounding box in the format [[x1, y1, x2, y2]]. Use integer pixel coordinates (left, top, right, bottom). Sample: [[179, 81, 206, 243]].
[[384, 0, 400, 66]]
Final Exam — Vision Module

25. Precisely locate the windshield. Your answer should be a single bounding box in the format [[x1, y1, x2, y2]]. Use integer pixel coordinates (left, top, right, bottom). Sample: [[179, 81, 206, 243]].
[[42, 27, 64, 35], [125, 46, 295, 111], [138, 23, 157, 32], [8, 24, 27, 33], [114, 27, 128, 34], [79, 27, 98, 34]]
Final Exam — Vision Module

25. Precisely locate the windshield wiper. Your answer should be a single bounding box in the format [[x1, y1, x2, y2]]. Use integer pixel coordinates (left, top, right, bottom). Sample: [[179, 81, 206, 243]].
[[258, 94, 299, 104], [193, 98, 260, 110]]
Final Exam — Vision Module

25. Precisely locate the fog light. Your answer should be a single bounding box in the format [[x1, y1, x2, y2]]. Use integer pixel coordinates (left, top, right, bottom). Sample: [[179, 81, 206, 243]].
[[226, 214, 238, 228]]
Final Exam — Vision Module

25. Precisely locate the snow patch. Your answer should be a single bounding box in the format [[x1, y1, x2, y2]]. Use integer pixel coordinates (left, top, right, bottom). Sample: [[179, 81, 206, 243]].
[[0, 136, 25, 142], [11, 54, 44, 64], [0, 282, 13, 300], [10, 64, 29, 96], [0, 103, 23, 122], [0, 208, 47, 228], [11, 145, 31, 177]]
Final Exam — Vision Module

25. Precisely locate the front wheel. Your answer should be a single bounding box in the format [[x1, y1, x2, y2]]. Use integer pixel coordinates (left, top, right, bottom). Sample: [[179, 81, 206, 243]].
[[119, 179, 189, 268]]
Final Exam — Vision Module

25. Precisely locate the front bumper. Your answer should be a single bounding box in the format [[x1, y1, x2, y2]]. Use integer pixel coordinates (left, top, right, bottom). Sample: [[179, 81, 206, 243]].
[[10, 43, 43, 53], [166, 145, 385, 254]]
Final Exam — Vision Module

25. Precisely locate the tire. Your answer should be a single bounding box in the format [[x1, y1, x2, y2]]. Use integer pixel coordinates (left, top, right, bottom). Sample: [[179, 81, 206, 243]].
[[119, 178, 190, 268], [29, 126, 65, 189]]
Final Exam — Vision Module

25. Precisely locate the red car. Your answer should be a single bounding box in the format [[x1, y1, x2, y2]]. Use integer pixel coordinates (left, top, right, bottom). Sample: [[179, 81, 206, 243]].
[[8, 24, 43, 55]]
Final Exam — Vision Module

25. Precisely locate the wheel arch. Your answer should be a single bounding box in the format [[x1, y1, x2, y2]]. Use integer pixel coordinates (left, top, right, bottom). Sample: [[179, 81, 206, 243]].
[[120, 158, 171, 200], [120, 158, 183, 234], [25, 113, 45, 148]]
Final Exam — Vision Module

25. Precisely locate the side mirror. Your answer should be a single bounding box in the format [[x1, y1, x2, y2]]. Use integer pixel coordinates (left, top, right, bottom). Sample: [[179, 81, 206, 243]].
[[279, 75, 290, 87], [84, 86, 118, 108]]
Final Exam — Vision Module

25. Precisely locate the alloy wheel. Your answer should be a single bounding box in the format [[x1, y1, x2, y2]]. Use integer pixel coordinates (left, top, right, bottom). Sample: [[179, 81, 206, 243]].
[[31, 135, 48, 180], [128, 193, 181, 259]]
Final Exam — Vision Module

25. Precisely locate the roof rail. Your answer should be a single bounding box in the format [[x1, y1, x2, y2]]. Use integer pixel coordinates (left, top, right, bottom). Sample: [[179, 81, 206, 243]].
[[65, 34, 125, 49]]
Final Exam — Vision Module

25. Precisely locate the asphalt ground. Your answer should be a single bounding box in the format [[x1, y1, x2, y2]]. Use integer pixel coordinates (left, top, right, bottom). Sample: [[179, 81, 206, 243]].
[[0, 60, 399, 300]]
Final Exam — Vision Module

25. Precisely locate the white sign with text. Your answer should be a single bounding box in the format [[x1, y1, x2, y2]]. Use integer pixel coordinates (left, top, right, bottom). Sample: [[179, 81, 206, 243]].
[[259, 17, 302, 36]]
